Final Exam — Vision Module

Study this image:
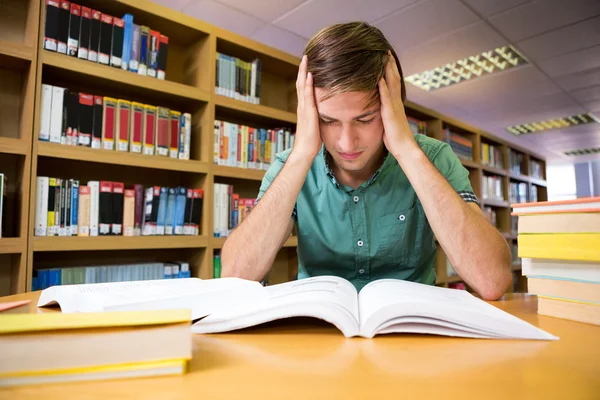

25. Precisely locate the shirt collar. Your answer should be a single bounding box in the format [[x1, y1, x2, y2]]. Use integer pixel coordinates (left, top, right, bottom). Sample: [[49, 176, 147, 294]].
[[322, 145, 392, 190]]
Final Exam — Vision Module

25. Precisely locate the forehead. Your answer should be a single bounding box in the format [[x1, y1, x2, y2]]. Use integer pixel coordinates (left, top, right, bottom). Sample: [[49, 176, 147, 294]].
[[314, 89, 378, 116]]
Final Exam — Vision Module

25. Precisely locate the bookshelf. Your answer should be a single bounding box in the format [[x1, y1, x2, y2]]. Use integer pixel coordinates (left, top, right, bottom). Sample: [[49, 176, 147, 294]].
[[1, 0, 547, 296]]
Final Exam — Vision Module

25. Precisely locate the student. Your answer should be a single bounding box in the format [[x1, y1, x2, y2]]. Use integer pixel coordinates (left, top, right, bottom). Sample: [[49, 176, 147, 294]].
[[221, 22, 512, 300]]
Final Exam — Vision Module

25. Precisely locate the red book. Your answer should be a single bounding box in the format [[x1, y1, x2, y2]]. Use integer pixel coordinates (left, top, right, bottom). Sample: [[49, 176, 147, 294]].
[[155, 107, 169, 156], [129, 102, 143, 153], [169, 111, 180, 158], [102, 97, 117, 150], [143, 105, 156, 155], [117, 100, 131, 152]]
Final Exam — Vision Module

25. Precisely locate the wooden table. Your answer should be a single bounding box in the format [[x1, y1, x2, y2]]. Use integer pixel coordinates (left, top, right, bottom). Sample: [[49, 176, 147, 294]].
[[1, 292, 599, 399]]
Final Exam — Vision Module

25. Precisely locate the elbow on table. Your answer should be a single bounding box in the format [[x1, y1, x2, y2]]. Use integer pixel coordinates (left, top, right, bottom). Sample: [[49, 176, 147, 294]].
[[478, 267, 513, 301]]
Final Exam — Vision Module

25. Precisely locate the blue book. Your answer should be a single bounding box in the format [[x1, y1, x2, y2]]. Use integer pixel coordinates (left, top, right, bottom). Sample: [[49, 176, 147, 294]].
[[70, 179, 79, 236], [174, 187, 187, 235], [165, 188, 177, 235], [121, 14, 134, 71], [163, 264, 172, 279], [31, 277, 38, 291], [38, 269, 49, 290], [156, 187, 168, 235]]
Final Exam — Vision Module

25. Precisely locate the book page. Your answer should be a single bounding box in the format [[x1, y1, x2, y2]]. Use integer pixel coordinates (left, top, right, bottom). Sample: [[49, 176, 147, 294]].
[[192, 276, 360, 337], [358, 279, 557, 340], [37, 277, 265, 319]]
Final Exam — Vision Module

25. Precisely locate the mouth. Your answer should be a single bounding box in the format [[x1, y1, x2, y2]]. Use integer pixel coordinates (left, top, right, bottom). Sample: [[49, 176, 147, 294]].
[[338, 151, 362, 160]]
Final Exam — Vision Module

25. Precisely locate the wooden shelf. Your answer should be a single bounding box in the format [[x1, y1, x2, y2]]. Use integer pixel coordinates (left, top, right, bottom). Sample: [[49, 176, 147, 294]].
[[212, 236, 298, 249], [42, 51, 210, 104], [481, 164, 507, 176], [481, 199, 510, 208], [33, 235, 208, 252], [0, 40, 33, 63], [213, 165, 266, 181], [508, 172, 530, 182], [460, 159, 480, 169], [0, 137, 29, 156], [37, 142, 208, 174], [530, 177, 547, 187], [0, 238, 25, 254], [215, 94, 297, 124]]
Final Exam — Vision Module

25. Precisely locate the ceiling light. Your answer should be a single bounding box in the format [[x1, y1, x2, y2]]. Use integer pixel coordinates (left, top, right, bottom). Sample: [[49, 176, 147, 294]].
[[405, 45, 528, 91], [564, 147, 600, 157], [506, 113, 599, 135]]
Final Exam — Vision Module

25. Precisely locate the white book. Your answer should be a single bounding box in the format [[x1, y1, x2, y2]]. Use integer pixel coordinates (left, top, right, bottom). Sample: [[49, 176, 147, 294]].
[[87, 181, 100, 237], [213, 120, 220, 165], [213, 183, 221, 237], [34, 177, 49, 236], [37, 276, 558, 341], [39, 84, 53, 141], [220, 184, 229, 237], [49, 86, 65, 144], [522, 258, 600, 282]]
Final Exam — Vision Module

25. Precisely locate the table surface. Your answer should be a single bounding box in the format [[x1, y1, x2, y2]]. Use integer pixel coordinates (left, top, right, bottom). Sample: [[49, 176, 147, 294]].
[[0, 292, 599, 400]]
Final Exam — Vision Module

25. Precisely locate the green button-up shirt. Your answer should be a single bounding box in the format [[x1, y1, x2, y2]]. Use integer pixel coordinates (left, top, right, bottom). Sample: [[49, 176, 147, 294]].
[[257, 134, 478, 291]]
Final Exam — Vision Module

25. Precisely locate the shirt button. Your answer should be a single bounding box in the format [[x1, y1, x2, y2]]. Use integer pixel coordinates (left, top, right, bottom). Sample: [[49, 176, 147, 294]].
[[359, 269, 365, 274], [399, 214, 406, 221], [353, 196, 359, 203], [357, 240, 363, 247]]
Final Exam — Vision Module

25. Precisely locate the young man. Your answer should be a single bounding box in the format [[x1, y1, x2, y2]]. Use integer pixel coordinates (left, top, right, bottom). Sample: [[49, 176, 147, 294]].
[[221, 22, 512, 300]]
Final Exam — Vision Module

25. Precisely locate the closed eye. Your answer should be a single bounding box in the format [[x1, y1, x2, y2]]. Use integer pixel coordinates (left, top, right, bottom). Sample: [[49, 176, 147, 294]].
[[357, 118, 375, 124], [320, 119, 336, 125]]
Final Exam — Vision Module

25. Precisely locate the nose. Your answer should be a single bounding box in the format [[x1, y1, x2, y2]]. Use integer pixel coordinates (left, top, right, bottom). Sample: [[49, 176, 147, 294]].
[[338, 124, 357, 151]]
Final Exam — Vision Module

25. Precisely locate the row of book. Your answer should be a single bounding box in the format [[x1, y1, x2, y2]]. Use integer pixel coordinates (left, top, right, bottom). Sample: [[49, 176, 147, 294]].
[[32, 261, 191, 291], [213, 120, 295, 170], [481, 142, 503, 169], [215, 52, 262, 104], [483, 206, 497, 228], [213, 183, 255, 238], [443, 128, 473, 161], [481, 175, 504, 202], [509, 181, 529, 204], [407, 117, 428, 135], [39, 84, 191, 159], [508, 149, 525, 175], [513, 196, 600, 325], [44, 1, 169, 79], [34, 178, 203, 237]]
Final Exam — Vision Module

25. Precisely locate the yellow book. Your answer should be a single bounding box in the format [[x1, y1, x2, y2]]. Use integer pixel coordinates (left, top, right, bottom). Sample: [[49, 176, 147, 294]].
[[518, 233, 600, 262]]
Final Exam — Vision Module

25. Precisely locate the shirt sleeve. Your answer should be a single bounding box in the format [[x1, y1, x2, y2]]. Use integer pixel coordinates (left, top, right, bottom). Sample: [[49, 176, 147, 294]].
[[430, 142, 480, 206], [256, 150, 298, 222]]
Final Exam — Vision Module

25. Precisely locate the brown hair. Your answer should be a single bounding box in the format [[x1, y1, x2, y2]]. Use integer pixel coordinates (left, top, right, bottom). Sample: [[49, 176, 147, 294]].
[[303, 21, 406, 108]]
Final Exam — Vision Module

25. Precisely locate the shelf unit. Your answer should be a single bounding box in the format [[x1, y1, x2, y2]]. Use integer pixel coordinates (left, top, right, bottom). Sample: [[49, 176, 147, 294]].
[[3, 0, 547, 295]]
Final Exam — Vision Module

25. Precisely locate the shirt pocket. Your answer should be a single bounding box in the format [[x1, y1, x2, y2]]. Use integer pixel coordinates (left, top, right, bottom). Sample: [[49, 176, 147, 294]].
[[376, 204, 417, 267]]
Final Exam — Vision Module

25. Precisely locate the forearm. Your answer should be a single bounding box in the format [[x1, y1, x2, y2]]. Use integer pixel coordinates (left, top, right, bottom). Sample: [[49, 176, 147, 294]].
[[221, 150, 312, 281], [395, 145, 512, 300]]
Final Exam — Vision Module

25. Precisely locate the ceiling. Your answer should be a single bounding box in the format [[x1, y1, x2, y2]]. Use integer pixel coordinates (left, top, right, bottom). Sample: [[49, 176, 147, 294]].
[[151, 0, 600, 165]]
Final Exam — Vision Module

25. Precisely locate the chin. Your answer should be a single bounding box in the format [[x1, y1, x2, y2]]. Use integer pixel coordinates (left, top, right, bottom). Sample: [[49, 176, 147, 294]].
[[334, 156, 367, 171]]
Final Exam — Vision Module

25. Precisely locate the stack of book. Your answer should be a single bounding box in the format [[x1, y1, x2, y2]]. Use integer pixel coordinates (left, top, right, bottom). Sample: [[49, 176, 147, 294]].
[[512, 197, 600, 325]]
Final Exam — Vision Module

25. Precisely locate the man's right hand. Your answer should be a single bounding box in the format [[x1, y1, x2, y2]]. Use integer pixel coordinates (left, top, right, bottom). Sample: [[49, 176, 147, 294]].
[[293, 55, 322, 159]]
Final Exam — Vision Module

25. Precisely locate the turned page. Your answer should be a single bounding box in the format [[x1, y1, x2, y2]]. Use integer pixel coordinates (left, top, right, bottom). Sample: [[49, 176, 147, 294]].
[[357, 279, 558, 339], [192, 276, 361, 337], [37, 277, 265, 319]]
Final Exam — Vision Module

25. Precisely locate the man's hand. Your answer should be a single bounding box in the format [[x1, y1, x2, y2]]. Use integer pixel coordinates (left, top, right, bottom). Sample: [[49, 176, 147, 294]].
[[293, 55, 322, 159], [378, 52, 418, 158]]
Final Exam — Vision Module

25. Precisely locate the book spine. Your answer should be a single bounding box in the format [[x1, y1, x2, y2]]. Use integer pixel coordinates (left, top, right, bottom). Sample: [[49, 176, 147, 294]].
[[156, 187, 168, 235], [142, 186, 155, 235], [116, 99, 131, 151], [102, 97, 117, 150], [91, 95, 103, 149], [57, 1, 70, 54], [111, 182, 124, 235], [165, 188, 176, 235], [35, 177, 49, 236], [123, 189, 135, 236], [88, 180, 99, 236], [157, 34, 169, 80], [129, 184, 143, 236], [77, 93, 93, 147], [88, 9, 101, 62], [70, 179, 79, 235], [213, 120, 220, 164], [65, 90, 79, 146], [143, 105, 156, 155], [49, 86, 65, 144], [174, 187, 186, 235], [39, 84, 53, 141], [147, 30, 160, 78], [169, 110, 181, 158], [111, 17, 125, 68], [138, 26, 149, 76], [77, 185, 90, 236], [129, 24, 140, 72], [130, 102, 144, 153], [46, 178, 56, 235], [178, 113, 191, 160], [98, 13, 113, 65], [155, 107, 170, 156], [77, 6, 91, 59], [183, 188, 193, 235], [121, 14, 133, 71], [192, 189, 203, 236], [59, 178, 66, 236], [67, 3, 80, 57], [98, 181, 112, 235], [44, 1, 60, 51]]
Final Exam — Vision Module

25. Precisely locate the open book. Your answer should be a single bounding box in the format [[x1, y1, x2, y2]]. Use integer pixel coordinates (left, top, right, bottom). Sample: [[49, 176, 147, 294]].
[[38, 276, 558, 340]]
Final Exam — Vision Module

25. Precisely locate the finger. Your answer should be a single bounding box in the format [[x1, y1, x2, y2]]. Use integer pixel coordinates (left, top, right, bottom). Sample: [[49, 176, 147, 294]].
[[304, 71, 316, 110], [384, 52, 401, 103], [378, 77, 392, 110], [296, 55, 307, 108]]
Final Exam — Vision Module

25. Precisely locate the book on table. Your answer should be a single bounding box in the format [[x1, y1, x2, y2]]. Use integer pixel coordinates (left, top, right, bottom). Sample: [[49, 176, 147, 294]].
[[0, 308, 191, 387], [37, 276, 558, 340]]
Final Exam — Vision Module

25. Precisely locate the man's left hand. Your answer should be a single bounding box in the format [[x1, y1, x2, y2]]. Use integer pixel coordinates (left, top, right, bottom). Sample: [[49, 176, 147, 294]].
[[378, 51, 418, 158]]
